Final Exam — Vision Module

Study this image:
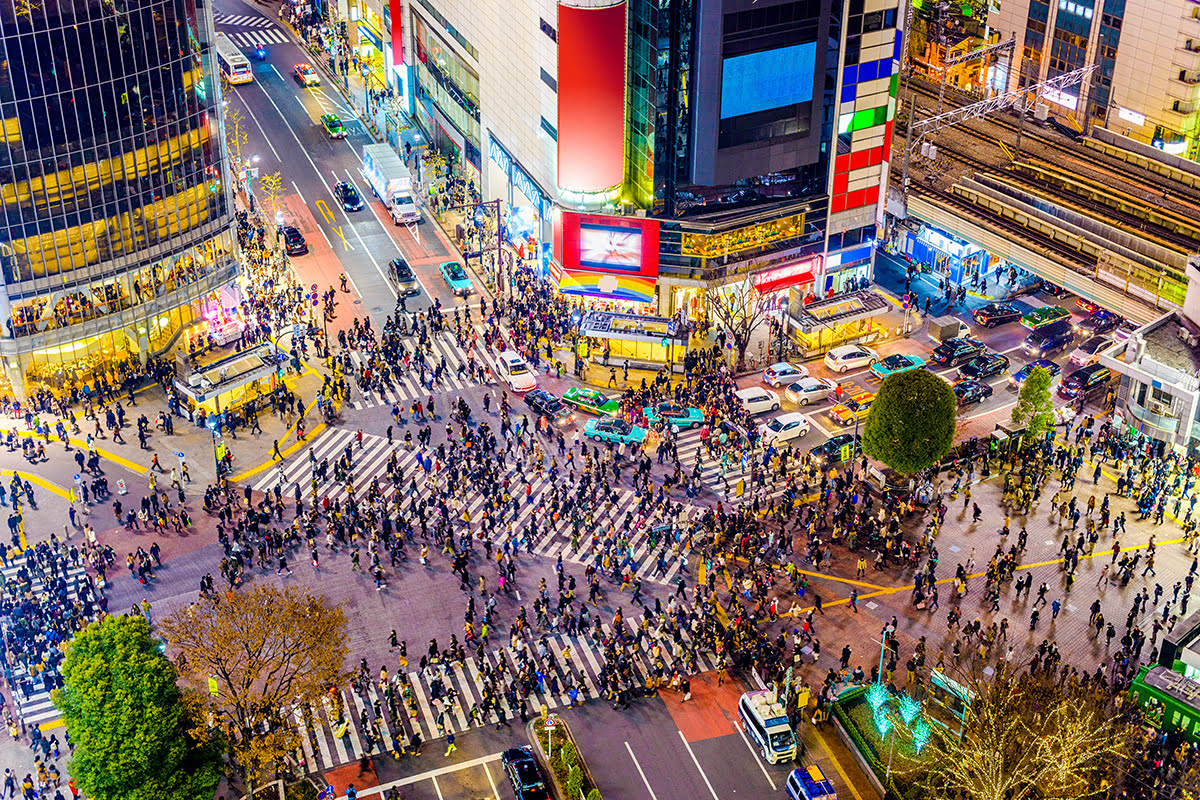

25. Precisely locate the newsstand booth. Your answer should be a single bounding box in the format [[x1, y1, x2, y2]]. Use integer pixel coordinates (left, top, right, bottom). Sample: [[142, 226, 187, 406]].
[[577, 309, 691, 366], [786, 289, 892, 358]]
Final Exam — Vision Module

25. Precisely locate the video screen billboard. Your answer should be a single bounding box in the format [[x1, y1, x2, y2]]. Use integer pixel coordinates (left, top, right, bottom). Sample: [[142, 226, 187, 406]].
[[720, 42, 817, 120], [553, 211, 660, 280]]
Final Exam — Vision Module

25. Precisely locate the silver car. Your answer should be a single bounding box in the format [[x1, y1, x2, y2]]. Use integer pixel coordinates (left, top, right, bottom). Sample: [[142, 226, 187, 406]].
[[784, 377, 838, 406]]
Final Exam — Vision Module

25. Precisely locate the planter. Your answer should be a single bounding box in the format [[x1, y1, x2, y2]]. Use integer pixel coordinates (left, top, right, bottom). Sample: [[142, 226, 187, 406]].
[[526, 714, 602, 800]]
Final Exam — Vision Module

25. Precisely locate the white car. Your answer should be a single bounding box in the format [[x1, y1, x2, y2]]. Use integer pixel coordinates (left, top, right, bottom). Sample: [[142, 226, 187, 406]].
[[762, 362, 809, 387], [823, 345, 880, 373], [759, 412, 811, 444], [734, 387, 781, 415], [1069, 335, 1111, 367], [498, 351, 537, 393], [785, 377, 838, 406]]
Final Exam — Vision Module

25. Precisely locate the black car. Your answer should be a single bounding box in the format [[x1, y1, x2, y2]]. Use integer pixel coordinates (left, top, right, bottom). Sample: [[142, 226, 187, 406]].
[[1040, 279, 1069, 297], [953, 379, 993, 406], [972, 302, 1022, 328], [524, 389, 574, 426], [930, 337, 986, 367], [388, 257, 420, 297], [333, 181, 363, 211], [958, 352, 1011, 380], [1074, 309, 1122, 336], [1058, 364, 1111, 400], [279, 225, 308, 255], [809, 433, 861, 464], [501, 747, 551, 800]]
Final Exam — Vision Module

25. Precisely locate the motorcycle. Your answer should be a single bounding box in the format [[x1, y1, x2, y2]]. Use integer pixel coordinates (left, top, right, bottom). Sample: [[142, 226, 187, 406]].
[[252, 45, 268, 61]]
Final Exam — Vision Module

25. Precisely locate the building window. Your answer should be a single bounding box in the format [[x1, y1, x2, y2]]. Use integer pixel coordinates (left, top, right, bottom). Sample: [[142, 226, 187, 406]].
[[540, 117, 558, 140], [540, 18, 557, 41], [540, 68, 557, 92]]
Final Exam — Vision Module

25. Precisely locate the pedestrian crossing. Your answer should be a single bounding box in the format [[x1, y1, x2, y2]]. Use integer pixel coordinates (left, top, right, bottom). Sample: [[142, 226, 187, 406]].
[[343, 328, 505, 411], [214, 13, 277, 27], [225, 28, 288, 49], [1, 562, 90, 726], [290, 622, 723, 772], [668, 426, 806, 501], [251, 427, 693, 585]]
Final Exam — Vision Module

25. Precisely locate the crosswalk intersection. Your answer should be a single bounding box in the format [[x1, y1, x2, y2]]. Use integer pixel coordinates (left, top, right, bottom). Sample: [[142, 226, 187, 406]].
[[252, 427, 692, 585], [214, 13, 277, 27], [342, 327, 505, 411], [224, 28, 289, 49], [2, 562, 90, 726], [288, 621, 723, 772]]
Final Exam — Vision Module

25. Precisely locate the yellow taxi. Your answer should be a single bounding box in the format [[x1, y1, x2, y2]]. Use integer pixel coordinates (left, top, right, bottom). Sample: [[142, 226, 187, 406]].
[[829, 391, 875, 427]]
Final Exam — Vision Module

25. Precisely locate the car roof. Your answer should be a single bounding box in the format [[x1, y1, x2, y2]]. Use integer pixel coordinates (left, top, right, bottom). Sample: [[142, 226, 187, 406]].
[[767, 362, 796, 371], [777, 412, 807, 423], [736, 387, 771, 396]]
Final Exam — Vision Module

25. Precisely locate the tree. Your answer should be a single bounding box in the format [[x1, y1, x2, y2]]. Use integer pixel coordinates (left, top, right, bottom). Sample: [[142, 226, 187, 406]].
[[862, 368, 957, 474], [257, 171, 284, 228], [224, 106, 249, 167], [53, 615, 221, 800], [705, 281, 771, 372], [159, 586, 349, 790], [1011, 365, 1055, 439], [909, 669, 1129, 800]]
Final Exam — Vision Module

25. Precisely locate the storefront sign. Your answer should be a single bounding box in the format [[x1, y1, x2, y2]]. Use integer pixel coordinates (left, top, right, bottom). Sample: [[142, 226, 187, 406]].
[[358, 21, 382, 51], [751, 258, 818, 294], [487, 132, 550, 218], [389, 0, 403, 65]]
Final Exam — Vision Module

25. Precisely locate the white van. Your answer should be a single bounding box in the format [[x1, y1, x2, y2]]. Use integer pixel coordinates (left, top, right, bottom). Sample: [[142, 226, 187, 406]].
[[739, 690, 797, 764]]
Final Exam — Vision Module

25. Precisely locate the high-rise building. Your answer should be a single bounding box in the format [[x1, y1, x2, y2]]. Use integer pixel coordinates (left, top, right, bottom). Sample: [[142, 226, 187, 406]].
[[0, 0, 239, 400], [993, 0, 1200, 159], [374, 0, 900, 327]]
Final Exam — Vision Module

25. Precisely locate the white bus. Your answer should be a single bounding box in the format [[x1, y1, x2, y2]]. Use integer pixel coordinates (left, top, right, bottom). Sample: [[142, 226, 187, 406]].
[[215, 33, 253, 84]]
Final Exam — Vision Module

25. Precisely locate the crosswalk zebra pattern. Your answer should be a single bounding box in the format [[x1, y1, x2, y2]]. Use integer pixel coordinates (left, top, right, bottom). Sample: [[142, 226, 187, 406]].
[[343, 327, 505, 411], [2, 563, 89, 726], [226, 29, 288, 48], [214, 13, 277, 27], [251, 427, 691, 585], [290, 622, 723, 772]]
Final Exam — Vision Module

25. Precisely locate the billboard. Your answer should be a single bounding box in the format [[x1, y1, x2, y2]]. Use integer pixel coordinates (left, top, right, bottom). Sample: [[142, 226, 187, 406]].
[[720, 42, 816, 120], [556, 1, 627, 193], [553, 211, 659, 303]]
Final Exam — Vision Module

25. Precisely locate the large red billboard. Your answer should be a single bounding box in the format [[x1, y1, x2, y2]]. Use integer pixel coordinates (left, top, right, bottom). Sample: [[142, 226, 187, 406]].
[[556, 1, 627, 194], [389, 0, 403, 66]]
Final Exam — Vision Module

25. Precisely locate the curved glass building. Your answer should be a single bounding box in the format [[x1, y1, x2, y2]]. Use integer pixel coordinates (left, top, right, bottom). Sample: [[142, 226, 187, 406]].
[[0, 0, 237, 399]]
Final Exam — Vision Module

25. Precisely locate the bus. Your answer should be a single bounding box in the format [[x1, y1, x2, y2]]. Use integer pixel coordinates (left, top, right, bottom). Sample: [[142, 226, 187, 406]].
[[215, 33, 253, 84], [1129, 665, 1200, 742]]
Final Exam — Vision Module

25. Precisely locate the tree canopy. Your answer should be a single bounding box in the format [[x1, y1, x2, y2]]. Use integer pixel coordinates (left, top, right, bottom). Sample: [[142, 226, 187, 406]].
[[160, 585, 349, 786], [862, 367, 957, 474], [705, 282, 771, 371], [1011, 365, 1055, 439], [53, 614, 221, 800]]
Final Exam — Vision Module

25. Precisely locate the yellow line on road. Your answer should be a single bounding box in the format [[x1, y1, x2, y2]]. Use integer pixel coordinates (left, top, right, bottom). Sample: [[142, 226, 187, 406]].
[[813, 723, 866, 800], [0, 470, 71, 500]]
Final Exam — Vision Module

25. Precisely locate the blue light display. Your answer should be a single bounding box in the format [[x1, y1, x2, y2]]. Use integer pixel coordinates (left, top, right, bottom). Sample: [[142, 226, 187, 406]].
[[720, 42, 817, 120]]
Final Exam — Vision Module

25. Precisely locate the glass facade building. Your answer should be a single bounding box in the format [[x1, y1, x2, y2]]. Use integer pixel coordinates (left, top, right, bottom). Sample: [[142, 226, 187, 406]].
[[0, 0, 237, 399]]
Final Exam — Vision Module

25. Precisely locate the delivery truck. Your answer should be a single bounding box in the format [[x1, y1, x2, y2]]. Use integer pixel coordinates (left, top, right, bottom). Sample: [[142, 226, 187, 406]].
[[362, 143, 420, 225]]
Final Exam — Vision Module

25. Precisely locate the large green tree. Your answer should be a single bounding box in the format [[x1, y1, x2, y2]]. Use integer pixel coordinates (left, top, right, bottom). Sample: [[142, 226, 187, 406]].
[[1010, 365, 1055, 439], [53, 615, 221, 800], [863, 367, 957, 474]]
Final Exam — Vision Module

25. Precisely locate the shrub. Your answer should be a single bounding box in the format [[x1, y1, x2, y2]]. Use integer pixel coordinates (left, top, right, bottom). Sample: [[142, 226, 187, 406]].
[[559, 741, 578, 770], [567, 765, 583, 799], [586, 790, 602, 800]]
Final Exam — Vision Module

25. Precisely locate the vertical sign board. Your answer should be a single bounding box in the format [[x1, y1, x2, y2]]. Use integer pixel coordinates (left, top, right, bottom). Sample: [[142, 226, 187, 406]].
[[556, 1, 627, 193]]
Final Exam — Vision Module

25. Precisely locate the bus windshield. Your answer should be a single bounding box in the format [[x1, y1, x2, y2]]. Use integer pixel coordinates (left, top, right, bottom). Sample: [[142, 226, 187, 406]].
[[215, 33, 253, 84]]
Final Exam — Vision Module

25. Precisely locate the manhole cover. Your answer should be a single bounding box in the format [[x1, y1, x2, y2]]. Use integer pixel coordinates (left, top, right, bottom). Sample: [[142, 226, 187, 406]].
[[354, 299, 362, 305]]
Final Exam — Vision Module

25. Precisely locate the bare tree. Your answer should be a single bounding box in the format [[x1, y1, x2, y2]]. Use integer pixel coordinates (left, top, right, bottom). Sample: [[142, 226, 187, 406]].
[[706, 281, 771, 372]]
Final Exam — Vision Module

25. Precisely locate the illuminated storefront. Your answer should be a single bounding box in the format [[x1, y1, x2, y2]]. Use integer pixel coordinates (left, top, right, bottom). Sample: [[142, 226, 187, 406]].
[[0, 0, 238, 400], [549, 211, 661, 312], [897, 225, 995, 287], [576, 310, 689, 365], [411, 10, 482, 184], [786, 289, 892, 357]]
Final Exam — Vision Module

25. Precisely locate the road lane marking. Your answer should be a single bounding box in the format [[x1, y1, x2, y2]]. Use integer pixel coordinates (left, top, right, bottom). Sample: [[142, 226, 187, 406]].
[[315, 199, 334, 224], [625, 741, 660, 800], [732, 719, 777, 791], [483, 763, 501, 800], [813, 724, 865, 800], [228, 91, 282, 162], [679, 730, 724, 799], [290, 181, 305, 205], [353, 752, 505, 798], [431, 776, 444, 800], [332, 225, 354, 251]]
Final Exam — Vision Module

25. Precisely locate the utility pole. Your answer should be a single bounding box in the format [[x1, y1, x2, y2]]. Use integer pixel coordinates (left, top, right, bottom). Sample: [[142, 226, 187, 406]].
[[1014, 56, 1029, 161]]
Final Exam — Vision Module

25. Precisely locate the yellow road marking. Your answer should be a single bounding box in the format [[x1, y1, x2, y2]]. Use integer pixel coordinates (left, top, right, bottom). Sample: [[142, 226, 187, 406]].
[[333, 224, 354, 250], [814, 723, 866, 800], [0, 470, 71, 500], [316, 199, 335, 224]]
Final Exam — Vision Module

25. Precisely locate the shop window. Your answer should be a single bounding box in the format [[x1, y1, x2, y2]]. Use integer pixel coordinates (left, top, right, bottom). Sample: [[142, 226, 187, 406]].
[[540, 117, 558, 140]]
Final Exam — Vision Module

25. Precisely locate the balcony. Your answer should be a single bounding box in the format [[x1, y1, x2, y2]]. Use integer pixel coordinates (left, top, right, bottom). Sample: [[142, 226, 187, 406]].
[[1125, 392, 1181, 437]]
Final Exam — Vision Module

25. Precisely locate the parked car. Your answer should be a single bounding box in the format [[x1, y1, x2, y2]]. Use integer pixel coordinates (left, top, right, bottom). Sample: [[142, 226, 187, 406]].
[[562, 387, 619, 416], [1009, 359, 1062, 389], [870, 353, 926, 380], [759, 412, 811, 444], [953, 379, 994, 406], [972, 302, 1022, 327], [1058, 364, 1111, 401], [829, 392, 875, 427], [823, 345, 879, 373], [734, 387, 781, 415], [930, 337, 986, 367], [279, 225, 308, 255], [762, 362, 809, 387], [784, 377, 838, 406], [1039, 280, 1069, 297], [1069, 335, 1112, 367], [500, 747, 551, 800], [524, 389, 574, 426], [957, 352, 1010, 380], [583, 417, 647, 446]]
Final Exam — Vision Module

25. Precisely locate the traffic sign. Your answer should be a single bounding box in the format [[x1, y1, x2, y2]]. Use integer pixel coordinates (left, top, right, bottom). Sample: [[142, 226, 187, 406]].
[[543, 717, 557, 729], [660, 337, 670, 348], [116, 480, 128, 495], [73, 473, 81, 485], [317, 787, 335, 800], [208, 676, 219, 696]]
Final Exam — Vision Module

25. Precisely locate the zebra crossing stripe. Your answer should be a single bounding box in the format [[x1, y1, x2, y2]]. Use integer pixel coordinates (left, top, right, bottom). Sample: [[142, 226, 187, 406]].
[[215, 13, 275, 27]]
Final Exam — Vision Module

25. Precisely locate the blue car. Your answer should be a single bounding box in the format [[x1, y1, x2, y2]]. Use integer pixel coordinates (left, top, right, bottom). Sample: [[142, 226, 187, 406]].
[[642, 402, 704, 430], [1009, 359, 1062, 389], [439, 261, 473, 296], [870, 353, 926, 380], [583, 417, 647, 445]]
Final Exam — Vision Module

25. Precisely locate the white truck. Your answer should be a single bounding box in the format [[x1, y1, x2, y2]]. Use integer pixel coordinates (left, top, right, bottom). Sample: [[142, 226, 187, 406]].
[[362, 143, 420, 225]]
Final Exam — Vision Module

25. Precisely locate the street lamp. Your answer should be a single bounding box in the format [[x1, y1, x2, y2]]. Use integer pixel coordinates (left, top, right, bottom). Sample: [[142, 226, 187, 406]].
[[206, 416, 223, 482]]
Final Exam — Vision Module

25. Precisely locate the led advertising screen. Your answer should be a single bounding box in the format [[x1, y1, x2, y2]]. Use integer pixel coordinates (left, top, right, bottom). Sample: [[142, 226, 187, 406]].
[[720, 42, 817, 120], [553, 211, 660, 300], [557, 2, 627, 193]]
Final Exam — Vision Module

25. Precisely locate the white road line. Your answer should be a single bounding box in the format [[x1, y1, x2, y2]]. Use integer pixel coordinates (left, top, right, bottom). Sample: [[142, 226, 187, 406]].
[[679, 732, 724, 799], [353, 753, 504, 798], [625, 741, 660, 800], [291, 181, 305, 204], [432, 776, 445, 800], [732, 720, 777, 791], [228, 87, 282, 162], [483, 763, 502, 800]]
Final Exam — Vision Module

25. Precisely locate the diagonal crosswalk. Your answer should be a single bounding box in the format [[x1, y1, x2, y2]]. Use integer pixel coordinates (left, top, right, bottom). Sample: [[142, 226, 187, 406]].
[[290, 621, 723, 772], [252, 427, 692, 584], [214, 13, 277, 27], [1, 562, 90, 726], [342, 327, 505, 411]]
